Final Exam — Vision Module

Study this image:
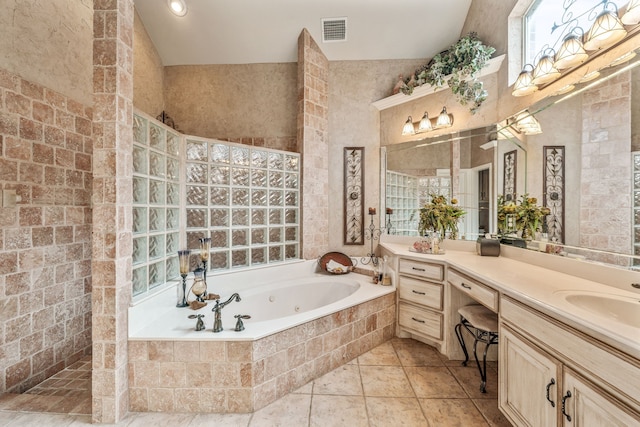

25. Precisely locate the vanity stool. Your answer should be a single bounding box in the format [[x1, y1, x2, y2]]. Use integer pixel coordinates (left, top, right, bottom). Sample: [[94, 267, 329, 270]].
[[454, 304, 499, 393]]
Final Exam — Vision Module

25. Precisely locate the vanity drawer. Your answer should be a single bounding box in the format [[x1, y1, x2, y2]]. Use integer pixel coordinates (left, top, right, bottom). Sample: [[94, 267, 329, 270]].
[[398, 302, 443, 340], [399, 259, 444, 282], [398, 275, 443, 310], [448, 269, 498, 312]]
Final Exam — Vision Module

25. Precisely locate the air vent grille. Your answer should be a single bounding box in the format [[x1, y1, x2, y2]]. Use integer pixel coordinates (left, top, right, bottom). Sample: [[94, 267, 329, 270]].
[[322, 17, 347, 43]]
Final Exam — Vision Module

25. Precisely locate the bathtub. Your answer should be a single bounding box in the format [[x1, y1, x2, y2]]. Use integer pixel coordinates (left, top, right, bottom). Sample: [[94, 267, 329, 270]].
[[129, 259, 395, 341]]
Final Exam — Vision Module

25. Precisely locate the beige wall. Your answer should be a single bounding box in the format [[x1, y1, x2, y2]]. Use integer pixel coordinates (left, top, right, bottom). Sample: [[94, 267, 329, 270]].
[[0, 0, 93, 105], [0, 0, 95, 392], [163, 64, 297, 140], [133, 10, 165, 117]]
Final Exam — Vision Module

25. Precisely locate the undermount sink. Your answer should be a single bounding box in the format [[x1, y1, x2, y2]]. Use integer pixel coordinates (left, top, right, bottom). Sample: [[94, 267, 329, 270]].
[[554, 290, 640, 328]]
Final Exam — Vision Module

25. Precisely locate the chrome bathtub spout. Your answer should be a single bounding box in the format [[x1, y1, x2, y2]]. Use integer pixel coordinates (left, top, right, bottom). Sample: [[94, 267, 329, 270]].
[[212, 293, 241, 333]]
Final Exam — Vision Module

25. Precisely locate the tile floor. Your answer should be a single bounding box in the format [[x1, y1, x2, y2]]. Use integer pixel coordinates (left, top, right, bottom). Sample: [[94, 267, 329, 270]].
[[0, 338, 512, 426]]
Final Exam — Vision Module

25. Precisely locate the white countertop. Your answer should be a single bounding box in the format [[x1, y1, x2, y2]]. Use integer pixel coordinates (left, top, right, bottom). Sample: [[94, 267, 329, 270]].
[[380, 240, 640, 359]]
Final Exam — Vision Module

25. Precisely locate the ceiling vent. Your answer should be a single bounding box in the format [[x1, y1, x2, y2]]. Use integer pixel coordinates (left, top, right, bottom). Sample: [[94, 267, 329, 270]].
[[322, 17, 347, 43]]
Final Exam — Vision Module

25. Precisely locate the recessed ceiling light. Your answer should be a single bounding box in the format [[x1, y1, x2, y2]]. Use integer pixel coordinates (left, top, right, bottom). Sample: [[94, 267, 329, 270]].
[[168, 0, 187, 17]]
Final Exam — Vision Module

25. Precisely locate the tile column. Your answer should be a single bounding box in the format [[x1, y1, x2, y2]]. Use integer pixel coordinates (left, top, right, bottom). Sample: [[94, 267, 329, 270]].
[[91, 0, 134, 423], [297, 29, 329, 259]]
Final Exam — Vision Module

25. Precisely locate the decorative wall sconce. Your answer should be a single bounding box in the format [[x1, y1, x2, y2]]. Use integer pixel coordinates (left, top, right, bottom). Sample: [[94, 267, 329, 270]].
[[401, 106, 453, 136], [168, 0, 188, 16], [361, 208, 386, 266], [511, 0, 637, 97]]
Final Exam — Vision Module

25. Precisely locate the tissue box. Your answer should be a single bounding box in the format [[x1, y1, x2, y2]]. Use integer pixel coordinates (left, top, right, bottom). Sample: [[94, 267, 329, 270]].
[[476, 237, 500, 257]]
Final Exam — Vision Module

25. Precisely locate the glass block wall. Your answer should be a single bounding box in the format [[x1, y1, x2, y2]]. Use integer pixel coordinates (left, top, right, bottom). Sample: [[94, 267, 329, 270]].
[[132, 114, 181, 296], [185, 139, 300, 270], [385, 171, 418, 236], [131, 111, 301, 298]]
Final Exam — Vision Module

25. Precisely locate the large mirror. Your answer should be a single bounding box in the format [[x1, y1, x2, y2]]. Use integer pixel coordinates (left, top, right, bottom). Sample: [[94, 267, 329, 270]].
[[382, 125, 498, 240], [495, 52, 640, 264], [382, 50, 640, 267]]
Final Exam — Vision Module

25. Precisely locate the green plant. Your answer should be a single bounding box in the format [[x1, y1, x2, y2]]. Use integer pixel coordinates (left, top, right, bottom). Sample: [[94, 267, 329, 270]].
[[417, 194, 466, 239], [401, 33, 496, 113], [497, 193, 550, 238]]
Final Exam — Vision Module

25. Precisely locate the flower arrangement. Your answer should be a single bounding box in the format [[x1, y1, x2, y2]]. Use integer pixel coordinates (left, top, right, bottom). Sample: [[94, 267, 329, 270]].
[[399, 33, 496, 113], [498, 193, 550, 239], [417, 194, 466, 239]]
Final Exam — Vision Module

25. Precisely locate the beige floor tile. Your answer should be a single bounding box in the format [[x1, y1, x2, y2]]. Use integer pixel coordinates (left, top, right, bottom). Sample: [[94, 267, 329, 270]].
[[404, 366, 467, 399], [365, 397, 427, 427], [420, 398, 489, 426], [360, 366, 414, 398], [249, 393, 311, 427], [2, 411, 88, 426], [357, 341, 400, 366], [310, 395, 368, 427], [449, 365, 498, 399], [189, 412, 252, 427], [292, 381, 314, 394], [472, 399, 513, 427], [392, 339, 445, 367], [313, 364, 363, 396], [126, 412, 195, 427]]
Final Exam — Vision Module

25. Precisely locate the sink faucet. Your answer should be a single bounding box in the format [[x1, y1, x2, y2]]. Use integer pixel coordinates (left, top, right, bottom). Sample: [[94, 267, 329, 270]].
[[212, 293, 241, 332]]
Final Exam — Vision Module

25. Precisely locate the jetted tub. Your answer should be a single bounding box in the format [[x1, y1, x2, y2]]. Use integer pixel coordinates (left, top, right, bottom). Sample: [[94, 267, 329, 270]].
[[128, 259, 395, 341]]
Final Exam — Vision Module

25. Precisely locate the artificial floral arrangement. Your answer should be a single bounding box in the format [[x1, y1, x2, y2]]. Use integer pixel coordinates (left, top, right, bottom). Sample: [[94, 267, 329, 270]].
[[417, 194, 466, 239], [397, 33, 496, 113], [497, 193, 551, 239]]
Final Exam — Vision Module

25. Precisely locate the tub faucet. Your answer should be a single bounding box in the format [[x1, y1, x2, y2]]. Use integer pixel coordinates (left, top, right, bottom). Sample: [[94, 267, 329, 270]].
[[212, 293, 241, 332]]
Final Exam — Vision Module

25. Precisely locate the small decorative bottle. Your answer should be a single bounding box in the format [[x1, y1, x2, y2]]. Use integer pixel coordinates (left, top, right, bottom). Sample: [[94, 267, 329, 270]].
[[191, 267, 207, 302], [431, 231, 440, 255], [381, 255, 392, 286]]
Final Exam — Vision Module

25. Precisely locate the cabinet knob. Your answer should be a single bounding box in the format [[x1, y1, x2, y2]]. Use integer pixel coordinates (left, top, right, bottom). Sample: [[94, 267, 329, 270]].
[[545, 378, 556, 408]]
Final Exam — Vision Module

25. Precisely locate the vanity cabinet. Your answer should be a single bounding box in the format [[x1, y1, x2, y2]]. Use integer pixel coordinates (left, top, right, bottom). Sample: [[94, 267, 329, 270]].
[[499, 297, 640, 427], [397, 258, 445, 346]]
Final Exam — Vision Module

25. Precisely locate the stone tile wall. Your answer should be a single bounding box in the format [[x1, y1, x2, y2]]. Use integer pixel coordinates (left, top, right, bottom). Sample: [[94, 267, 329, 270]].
[[91, 0, 135, 423], [128, 292, 396, 413], [580, 71, 632, 256], [0, 68, 93, 394], [297, 29, 329, 260]]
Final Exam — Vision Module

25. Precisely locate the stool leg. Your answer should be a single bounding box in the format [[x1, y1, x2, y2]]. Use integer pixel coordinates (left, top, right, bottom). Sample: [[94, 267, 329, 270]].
[[454, 322, 469, 367], [472, 336, 489, 393]]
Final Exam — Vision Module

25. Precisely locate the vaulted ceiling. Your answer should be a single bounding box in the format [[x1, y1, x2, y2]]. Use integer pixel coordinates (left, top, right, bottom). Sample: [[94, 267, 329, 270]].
[[134, 0, 473, 65]]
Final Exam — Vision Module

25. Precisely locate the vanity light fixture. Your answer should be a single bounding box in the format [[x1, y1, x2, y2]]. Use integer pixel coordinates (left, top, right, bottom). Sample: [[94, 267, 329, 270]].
[[583, 4, 627, 51], [512, 64, 538, 97], [552, 84, 575, 96], [609, 50, 637, 67], [417, 111, 433, 132], [578, 69, 601, 83], [401, 107, 453, 136], [512, 111, 542, 135], [168, 0, 188, 16], [621, 0, 640, 25], [532, 49, 561, 85], [435, 106, 453, 128], [554, 33, 589, 70], [401, 116, 416, 136]]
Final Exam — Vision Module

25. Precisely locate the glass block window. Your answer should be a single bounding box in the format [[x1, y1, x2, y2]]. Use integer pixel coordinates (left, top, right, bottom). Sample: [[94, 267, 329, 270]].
[[189, 140, 300, 270], [385, 171, 419, 236], [132, 114, 181, 297], [132, 112, 301, 298]]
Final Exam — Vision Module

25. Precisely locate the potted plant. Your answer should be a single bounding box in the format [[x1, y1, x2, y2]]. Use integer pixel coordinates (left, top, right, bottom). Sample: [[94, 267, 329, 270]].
[[401, 33, 496, 113], [417, 194, 466, 239]]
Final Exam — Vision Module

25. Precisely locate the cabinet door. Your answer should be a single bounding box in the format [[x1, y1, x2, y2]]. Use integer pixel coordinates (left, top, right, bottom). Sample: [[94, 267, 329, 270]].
[[561, 369, 640, 427], [499, 326, 560, 427]]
